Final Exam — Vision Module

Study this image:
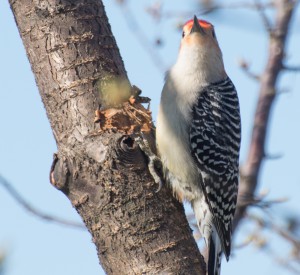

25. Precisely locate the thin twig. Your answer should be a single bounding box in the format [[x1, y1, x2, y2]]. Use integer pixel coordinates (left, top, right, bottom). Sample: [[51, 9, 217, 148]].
[[254, 0, 273, 33], [282, 65, 300, 72], [238, 58, 261, 80], [118, 2, 166, 72], [238, 194, 288, 208], [0, 174, 86, 229], [161, 1, 274, 18], [245, 212, 300, 273], [247, 213, 300, 249], [264, 152, 283, 160]]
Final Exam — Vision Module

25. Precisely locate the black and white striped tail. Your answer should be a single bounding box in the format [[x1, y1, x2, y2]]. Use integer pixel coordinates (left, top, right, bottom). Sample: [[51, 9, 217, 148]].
[[192, 197, 229, 275], [192, 198, 223, 275], [208, 230, 222, 275]]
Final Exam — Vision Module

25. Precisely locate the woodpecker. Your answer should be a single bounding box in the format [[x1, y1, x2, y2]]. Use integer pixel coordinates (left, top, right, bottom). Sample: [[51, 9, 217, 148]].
[[156, 16, 241, 275]]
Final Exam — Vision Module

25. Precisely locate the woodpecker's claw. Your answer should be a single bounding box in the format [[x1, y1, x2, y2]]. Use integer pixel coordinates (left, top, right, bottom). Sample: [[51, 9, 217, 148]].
[[149, 153, 163, 193], [155, 175, 163, 193], [134, 134, 164, 192]]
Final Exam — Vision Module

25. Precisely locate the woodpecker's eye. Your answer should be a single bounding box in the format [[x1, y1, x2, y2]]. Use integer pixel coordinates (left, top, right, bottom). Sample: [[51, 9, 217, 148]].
[[182, 31, 185, 38], [212, 29, 216, 39]]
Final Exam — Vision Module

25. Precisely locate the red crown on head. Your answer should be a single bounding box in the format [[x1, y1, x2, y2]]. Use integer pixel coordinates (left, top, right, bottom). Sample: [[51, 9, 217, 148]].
[[184, 18, 212, 30]]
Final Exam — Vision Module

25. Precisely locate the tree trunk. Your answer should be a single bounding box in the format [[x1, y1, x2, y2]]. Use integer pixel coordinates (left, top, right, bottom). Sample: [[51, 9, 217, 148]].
[[9, 0, 205, 274]]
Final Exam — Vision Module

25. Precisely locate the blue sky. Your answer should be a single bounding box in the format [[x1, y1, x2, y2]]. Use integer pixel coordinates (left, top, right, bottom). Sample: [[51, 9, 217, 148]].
[[0, 1, 299, 275]]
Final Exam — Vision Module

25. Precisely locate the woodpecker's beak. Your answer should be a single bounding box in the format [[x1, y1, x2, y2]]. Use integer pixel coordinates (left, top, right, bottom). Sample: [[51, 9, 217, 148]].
[[190, 15, 205, 35]]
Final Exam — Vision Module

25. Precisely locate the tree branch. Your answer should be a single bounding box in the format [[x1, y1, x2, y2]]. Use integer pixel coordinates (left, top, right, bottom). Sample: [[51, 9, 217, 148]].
[[233, 0, 299, 232], [0, 174, 85, 229], [254, 0, 273, 33], [282, 64, 300, 71]]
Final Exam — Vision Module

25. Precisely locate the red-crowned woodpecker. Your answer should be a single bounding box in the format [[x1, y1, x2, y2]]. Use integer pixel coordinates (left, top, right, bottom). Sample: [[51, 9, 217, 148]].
[[156, 16, 241, 275]]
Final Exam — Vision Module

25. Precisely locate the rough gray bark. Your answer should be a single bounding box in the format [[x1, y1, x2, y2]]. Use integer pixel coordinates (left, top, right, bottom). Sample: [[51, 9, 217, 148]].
[[9, 0, 205, 274]]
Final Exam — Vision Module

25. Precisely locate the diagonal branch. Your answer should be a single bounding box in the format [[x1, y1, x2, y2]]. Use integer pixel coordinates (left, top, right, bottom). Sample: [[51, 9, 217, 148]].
[[0, 174, 85, 229], [254, 0, 273, 33], [233, 0, 299, 232]]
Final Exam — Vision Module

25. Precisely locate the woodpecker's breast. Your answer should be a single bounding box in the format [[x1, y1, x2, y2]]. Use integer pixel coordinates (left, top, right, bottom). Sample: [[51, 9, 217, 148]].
[[156, 70, 204, 201]]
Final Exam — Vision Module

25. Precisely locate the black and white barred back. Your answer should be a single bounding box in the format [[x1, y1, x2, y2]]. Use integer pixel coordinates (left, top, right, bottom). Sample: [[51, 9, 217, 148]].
[[190, 77, 241, 259]]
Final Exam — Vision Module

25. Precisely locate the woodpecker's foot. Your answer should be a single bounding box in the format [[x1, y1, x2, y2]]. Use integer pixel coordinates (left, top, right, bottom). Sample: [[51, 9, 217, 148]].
[[134, 134, 163, 192]]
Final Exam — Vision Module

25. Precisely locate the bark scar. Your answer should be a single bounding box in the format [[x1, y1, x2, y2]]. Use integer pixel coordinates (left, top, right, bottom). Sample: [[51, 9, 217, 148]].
[[49, 153, 70, 192], [49, 153, 59, 186]]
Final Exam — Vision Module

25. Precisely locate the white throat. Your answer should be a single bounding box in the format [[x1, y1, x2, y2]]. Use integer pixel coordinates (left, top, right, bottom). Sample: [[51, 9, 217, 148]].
[[171, 44, 225, 92]]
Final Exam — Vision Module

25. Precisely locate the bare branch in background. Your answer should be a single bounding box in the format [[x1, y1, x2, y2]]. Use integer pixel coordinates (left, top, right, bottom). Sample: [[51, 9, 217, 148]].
[[233, 0, 299, 232], [155, 1, 275, 19], [238, 58, 261, 81], [145, 1, 162, 22], [199, 0, 275, 15], [237, 190, 288, 208], [282, 65, 300, 72], [254, 0, 273, 32], [264, 152, 283, 160], [117, 1, 166, 72], [0, 174, 85, 229], [246, 212, 300, 274]]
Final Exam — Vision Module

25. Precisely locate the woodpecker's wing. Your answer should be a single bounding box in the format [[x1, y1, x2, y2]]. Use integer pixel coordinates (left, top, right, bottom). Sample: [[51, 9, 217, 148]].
[[189, 77, 241, 259]]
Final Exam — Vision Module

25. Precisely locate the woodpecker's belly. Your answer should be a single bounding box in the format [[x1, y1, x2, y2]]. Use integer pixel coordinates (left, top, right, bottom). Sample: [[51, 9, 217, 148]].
[[156, 104, 202, 202]]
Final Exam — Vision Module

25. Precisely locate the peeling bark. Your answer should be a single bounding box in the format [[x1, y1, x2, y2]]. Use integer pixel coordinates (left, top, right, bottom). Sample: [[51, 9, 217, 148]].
[[9, 0, 205, 274]]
